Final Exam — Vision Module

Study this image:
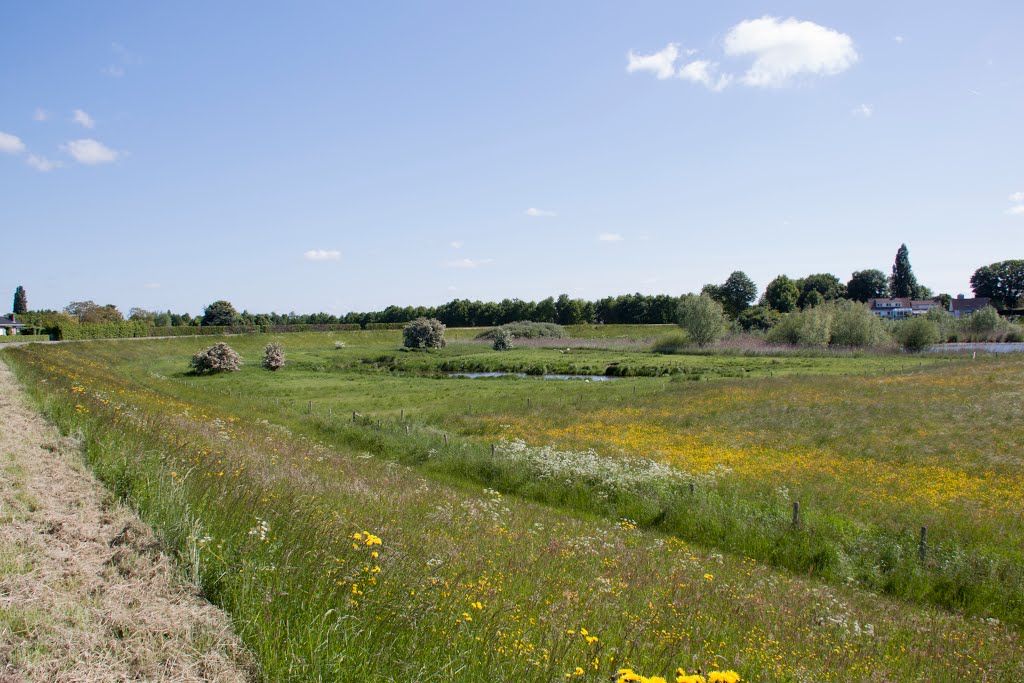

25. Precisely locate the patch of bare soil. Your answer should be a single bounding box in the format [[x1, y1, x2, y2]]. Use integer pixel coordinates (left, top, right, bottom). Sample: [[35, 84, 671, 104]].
[[0, 358, 257, 682]]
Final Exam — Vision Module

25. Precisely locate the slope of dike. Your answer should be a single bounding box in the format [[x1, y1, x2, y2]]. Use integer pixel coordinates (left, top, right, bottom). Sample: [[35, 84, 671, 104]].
[[0, 357, 256, 682]]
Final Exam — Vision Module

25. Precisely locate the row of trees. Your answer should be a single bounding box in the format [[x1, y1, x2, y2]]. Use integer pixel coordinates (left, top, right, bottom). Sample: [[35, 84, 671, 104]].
[[8, 249, 1020, 332]]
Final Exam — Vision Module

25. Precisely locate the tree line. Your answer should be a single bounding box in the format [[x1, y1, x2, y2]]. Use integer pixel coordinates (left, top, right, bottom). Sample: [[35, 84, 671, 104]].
[[9, 247, 1022, 333]]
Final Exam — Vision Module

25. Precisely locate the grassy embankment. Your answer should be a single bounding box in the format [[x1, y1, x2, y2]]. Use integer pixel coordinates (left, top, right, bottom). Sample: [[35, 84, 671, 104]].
[[2, 328, 1022, 681]]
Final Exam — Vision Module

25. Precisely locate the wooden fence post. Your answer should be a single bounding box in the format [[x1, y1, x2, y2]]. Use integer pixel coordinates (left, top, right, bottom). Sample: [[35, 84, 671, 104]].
[[689, 482, 695, 495], [490, 443, 496, 456], [919, 526, 927, 561], [443, 433, 448, 446], [792, 501, 800, 528]]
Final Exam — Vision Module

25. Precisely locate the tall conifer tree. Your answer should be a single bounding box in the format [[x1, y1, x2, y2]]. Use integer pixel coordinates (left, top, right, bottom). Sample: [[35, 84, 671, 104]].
[[890, 244, 921, 298], [12, 286, 27, 314]]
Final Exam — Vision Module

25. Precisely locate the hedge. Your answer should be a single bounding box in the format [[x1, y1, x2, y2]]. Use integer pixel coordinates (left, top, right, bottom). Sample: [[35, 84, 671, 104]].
[[54, 322, 362, 341], [364, 322, 407, 330], [0, 334, 51, 344]]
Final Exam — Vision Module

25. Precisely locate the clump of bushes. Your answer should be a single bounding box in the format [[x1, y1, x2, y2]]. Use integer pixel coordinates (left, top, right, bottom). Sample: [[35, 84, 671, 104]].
[[492, 329, 514, 351], [403, 317, 447, 349], [334, 340, 347, 349], [895, 316, 940, 352], [262, 342, 285, 371], [767, 300, 889, 348], [190, 342, 242, 374], [476, 321, 566, 340]]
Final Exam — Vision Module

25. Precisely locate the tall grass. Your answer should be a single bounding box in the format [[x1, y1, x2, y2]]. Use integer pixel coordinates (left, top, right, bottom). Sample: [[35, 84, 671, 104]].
[[4, 342, 1024, 681]]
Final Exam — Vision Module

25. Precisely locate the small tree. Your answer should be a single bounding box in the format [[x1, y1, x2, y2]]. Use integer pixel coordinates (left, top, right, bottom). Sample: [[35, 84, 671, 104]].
[[677, 294, 724, 347], [763, 275, 799, 312], [492, 329, 514, 351], [262, 342, 286, 371], [202, 300, 239, 327], [190, 342, 242, 374], [403, 317, 447, 348], [895, 316, 939, 352], [12, 286, 27, 315], [846, 269, 889, 302], [717, 271, 758, 318]]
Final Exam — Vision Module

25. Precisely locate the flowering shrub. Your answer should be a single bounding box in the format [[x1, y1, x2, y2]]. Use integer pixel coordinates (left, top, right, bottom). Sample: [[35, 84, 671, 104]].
[[262, 342, 285, 371], [402, 317, 446, 349], [334, 340, 347, 349], [492, 329, 514, 351], [189, 342, 242, 374]]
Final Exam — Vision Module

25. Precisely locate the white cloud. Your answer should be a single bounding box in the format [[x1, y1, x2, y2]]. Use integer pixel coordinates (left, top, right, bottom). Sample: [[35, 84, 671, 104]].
[[724, 16, 858, 87], [449, 240, 463, 248], [33, 108, 49, 122], [677, 59, 732, 91], [597, 233, 624, 242], [72, 109, 96, 129], [852, 103, 873, 117], [62, 138, 119, 164], [103, 65, 126, 78], [143, 282, 161, 289], [893, 35, 905, 44], [1009, 191, 1024, 203], [626, 43, 680, 80], [447, 285, 457, 291], [0, 131, 26, 154], [445, 258, 493, 269], [525, 207, 556, 217], [1006, 205, 1024, 216], [303, 249, 341, 261], [26, 155, 63, 172]]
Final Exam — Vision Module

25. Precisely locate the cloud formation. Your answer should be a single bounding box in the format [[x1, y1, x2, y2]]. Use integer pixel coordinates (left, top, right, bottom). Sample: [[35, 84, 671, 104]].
[[626, 43, 680, 80], [303, 249, 341, 261], [33, 108, 49, 122], [852, 103, 873, 117], [1009, 191, 1024, 203], [597, 233, 624, 242], [1007, 205, 1024, 216], [63, 138, 119, 164], [0, 132, 26, 154], [445, 258, 493, 269], [627, 17, 857, 90], [26, 155, 63, 172], [449, 240, 463, 248], [677, 59, 731, 91], [724, 17, 858, 88], [72, 109, 96, 129], [525, 207, 556, 217]]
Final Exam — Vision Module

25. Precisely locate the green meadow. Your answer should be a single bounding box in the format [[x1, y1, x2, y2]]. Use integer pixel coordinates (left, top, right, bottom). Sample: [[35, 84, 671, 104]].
[[3, 327, 1022, 682]]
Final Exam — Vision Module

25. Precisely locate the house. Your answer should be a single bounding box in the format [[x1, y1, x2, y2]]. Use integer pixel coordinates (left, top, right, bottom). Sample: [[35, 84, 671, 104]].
[[868, 298, 941, 319], [949, 295, 991, 318], [0, 315, 24, 336]]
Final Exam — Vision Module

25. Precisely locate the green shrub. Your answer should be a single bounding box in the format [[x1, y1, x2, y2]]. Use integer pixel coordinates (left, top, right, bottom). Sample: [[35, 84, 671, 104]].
[[365, 322, 407, 330], [476, 321, 566, 340], [966, 306, 1005, 336], [737, 305, 781, 332], [767, 307, 831, 347], [190, 342, 242, 374], [677, 294, 725, 347], [895, 316, 940, 352], [829, 300, 887, 348], [403, 317, 446, 349]]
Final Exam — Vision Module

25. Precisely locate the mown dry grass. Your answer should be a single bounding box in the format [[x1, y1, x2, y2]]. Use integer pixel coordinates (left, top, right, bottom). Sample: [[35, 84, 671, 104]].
[[0, 360, 256, 682]]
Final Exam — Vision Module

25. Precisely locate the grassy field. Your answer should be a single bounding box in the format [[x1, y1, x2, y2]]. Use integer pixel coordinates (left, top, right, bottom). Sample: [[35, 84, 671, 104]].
[[2, 327, 1022, 681]]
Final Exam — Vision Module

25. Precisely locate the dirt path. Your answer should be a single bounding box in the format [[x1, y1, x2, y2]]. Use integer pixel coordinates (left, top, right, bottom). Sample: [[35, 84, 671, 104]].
[[0, 359, 257, 682]]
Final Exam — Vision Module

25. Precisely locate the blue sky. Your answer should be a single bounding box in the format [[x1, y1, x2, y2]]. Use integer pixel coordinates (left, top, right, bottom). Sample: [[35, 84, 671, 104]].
[[2, 2, 1022, 315]]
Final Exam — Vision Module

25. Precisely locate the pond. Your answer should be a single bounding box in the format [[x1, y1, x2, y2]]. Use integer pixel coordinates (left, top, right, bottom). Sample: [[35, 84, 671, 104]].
[[929, 342, 1024, 353], [445, 372, 619, 381]]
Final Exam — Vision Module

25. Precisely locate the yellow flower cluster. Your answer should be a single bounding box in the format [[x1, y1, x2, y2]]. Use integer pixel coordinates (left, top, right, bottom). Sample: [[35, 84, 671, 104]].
[[614, 668, 741, 683]]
